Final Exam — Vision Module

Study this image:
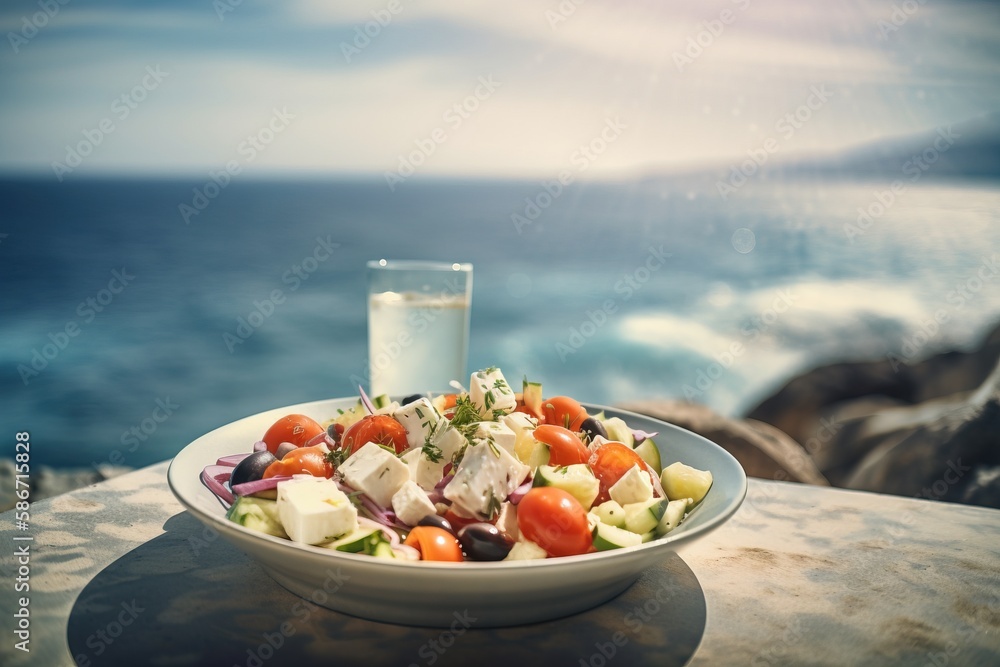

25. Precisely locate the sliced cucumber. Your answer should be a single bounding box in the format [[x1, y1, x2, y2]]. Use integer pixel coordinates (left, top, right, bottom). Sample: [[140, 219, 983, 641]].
[[655, 499, 689, 536], [623, 498, 668, 535], [371, 394, 393, 409], [593, 522, 643, 551], [660, 462, 713, 506], [640, 531, 656, 543], [522, 378, 543, 418], [594, 500, 626, 528], [322, 526, 382, 553], [505, 540, 548, 561], [332, 401, 366, 430], [227, 496, 288, 538], [633, 439, 662, 474], [532, 464, 600, 510], [601, 417, 634, 447], [514, 430, 550, 468], [371, 540, 396, 559]]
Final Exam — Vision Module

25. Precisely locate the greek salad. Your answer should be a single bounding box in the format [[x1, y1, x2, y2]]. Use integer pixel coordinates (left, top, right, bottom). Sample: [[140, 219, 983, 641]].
[[202, 367, 713, 562]]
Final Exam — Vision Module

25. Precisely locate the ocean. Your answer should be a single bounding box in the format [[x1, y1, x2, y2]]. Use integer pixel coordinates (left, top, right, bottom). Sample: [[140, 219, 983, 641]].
[[3, 176, 1000, 470]]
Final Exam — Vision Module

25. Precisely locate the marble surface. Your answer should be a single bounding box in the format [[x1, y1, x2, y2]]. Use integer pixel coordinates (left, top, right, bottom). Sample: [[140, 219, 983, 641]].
[[1, 462, 998, 666]]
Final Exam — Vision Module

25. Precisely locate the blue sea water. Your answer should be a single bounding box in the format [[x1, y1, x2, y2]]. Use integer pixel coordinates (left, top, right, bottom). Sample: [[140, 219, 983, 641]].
[[2, 176, 999, 470]]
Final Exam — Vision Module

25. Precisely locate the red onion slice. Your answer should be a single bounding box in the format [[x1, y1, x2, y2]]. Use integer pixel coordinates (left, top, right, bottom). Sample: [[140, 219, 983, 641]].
[[508, 479, 533, 505], [392, 544, 421, 561], [231, 475, 294, 497], [305, 431, 335, 448], [631, 429, 659, 444], [434, 473, 455, 490], [253, 440, 267, 453], [275, 442, 298, 460], [358, 385, 376, 415], [426, 488, 448, 505], [201, 466, 234, 505], [216, 453, 251, 467]]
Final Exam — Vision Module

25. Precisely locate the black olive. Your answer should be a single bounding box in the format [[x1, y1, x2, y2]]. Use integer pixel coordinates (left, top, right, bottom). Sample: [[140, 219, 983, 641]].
[[230, 451, 277, 487], [418, 514, 456, 537], [401, 394, 424, 406], [458, 523, 513, 561], [579, 416, 608, 442]]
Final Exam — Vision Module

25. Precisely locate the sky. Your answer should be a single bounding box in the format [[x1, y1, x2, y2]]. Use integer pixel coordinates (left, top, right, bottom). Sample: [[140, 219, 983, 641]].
[[1, 0, 999, 179]]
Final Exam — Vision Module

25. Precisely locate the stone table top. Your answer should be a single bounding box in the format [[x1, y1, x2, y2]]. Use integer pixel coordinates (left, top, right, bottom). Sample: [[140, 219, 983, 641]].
[[1, 461, 998, 666]]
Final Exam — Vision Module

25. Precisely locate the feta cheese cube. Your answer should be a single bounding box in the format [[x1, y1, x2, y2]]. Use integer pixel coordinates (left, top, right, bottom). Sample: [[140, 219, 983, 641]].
[[338, 442, 410, 508], [393, 397, 442, 450], [444, 439, 530, 517], [391, 480, 438, 527], [501, 411, 537, 436], [400, 424, 468, 491], [472, 421, 516, 453], [276, 477, 358, 545], [469, 367, 517, 418], [609, 464, 654, 505]]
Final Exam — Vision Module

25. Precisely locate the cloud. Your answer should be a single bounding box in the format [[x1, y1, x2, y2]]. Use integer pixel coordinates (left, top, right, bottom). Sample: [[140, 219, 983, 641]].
[[1, 0, 998, 176]]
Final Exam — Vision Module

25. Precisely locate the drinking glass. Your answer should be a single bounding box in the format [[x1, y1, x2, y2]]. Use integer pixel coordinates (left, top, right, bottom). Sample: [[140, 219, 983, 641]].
[[366, 260, 473, 397]]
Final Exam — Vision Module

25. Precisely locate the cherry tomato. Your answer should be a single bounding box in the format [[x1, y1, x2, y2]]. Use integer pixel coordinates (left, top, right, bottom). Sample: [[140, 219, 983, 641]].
[[342, 415, 409, 455], [262, 414, 325, 455], [588, 442, 660, 505], [533, 424, 590, 466], [403, 526, 464, 562], [541, 396, 588, 431], [516, 487, 592, 557], [262, 445, 333, 479]]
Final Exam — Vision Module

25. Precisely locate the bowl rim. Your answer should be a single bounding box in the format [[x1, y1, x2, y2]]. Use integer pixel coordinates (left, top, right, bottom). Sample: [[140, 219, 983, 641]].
[[168, 397, 747, 571]]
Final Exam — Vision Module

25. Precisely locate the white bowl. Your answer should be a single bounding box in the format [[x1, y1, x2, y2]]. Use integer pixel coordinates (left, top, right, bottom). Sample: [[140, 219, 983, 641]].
[[168, 398, 746, 628]]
